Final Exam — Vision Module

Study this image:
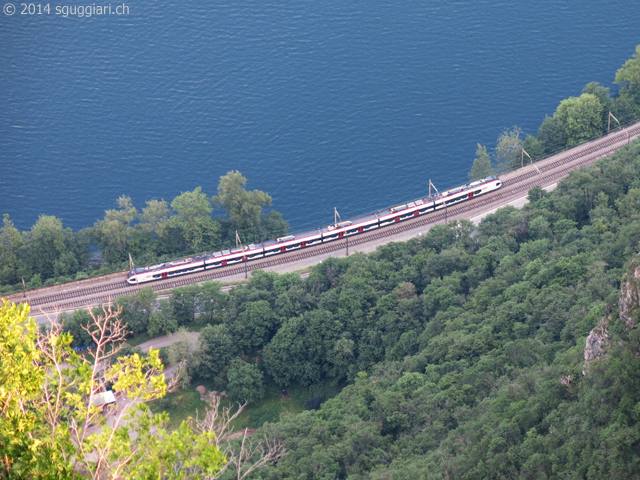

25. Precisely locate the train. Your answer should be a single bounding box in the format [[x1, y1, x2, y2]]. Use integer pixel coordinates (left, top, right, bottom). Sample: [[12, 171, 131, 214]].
[[126, 175, 502, 285]]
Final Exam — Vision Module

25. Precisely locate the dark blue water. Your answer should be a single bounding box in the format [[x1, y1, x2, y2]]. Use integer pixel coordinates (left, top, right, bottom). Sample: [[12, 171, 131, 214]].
[[1, 0, 638, 232]]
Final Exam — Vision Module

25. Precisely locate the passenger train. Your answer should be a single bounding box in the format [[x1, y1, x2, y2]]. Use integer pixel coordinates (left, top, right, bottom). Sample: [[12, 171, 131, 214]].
[[126, 175, 502, 284]]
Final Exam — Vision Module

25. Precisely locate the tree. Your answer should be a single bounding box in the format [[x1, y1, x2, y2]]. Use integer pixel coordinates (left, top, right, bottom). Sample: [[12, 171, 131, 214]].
[[213, 171, 272, 232], [263, 310, 340, 387], [0, 299, 228, 478], [191, 395, 285, 480], [147, 309, 178, 337], [495, 126, 524, 170], [0, 214, 23, 286], [60, 308, 94, 347], [92, 196, 139, 265], [226, 359, 265, 403], [21, 214, 87, 280], [212, 171, 288, 244], [615, 188, 640, 217], [583, 82, 615, 132], [615, 45, 640, 94], [614, 45, 640, 122], [198, 281, 226, 324], [553, 93, 604, 147], [137, 198, 170, 236], [115, 286, 157, 335], [170, 283, 201, 326], [191, 324, 238, 380], [167, 328, 194, 389], [522, 134, 545, 161], [167, 187, 221, 252], [537, 115, 568, 154], [167, 328, 193, 366], [527, 185, 547, 204], [0, 300, 291, 479], [227, 300, 279, 353], [468, 144, 494, 181], [0, 300, 50, 477]]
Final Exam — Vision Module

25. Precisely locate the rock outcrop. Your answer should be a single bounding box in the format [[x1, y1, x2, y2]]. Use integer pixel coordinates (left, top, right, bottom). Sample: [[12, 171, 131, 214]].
[[583, 318, 610, 375], [618, 255, 640, 330], [583, 253, 640, 375]]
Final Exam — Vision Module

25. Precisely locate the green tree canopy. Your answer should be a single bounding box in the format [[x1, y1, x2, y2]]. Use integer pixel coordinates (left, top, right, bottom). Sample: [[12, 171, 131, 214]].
[[468, 144, 494, 181], [115, 286, 157, 334], [167, 187, 221, 252], [495, 126, 524, 170], [138, 198, 170, 235], [213, 171, 272, 231], [583, 81, 615, 132], [537, 114, 568, 155], [0, 300, 228, 479], [92, 195, 139, 264], [212, 171, 289, 244], [22, 214, 87, 279], [192, 324, 238, 380], [615, 44, 640, 92], [0, 214, 24, 286], [226, 359, 265, 403], [553, 93, 604, 147]]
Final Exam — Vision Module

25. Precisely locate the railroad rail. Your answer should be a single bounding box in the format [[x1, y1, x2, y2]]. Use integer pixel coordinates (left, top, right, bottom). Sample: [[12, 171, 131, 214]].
[[8, 121, 640, 313]]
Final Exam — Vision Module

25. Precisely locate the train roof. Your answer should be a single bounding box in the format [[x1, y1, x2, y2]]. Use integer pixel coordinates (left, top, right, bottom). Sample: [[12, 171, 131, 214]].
[[131, 253, 209, 274], [260, 227, 324, 248]]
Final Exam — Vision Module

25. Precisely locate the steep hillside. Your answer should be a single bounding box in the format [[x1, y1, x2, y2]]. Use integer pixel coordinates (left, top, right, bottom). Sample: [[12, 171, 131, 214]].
[[242, 140, 640, 480]]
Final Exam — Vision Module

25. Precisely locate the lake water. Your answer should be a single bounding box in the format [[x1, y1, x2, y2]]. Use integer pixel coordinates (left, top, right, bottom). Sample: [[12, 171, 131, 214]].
[[1, 0, 638, 232]]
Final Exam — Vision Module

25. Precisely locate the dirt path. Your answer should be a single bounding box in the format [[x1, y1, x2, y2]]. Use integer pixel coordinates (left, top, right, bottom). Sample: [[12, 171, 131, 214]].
[[136, 331, 200, 351]]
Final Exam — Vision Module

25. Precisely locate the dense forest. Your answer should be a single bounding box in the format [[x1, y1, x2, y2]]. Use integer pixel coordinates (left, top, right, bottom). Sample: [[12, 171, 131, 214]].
[[258, 140, 640, 478], [4, 45, 640, 478]]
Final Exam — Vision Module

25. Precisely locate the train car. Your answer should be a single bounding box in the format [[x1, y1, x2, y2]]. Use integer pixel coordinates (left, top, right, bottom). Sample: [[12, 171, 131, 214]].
[[126, 175, 502, 285], [126, 256, 207, 284], [321, 214, 381, 242], [203, 243, 266, 269], [262, 229, 324, 256], [377, 175, 501, 226]]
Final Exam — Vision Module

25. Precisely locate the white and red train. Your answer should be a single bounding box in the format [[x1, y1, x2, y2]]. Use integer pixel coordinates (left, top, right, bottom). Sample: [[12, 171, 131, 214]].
[[126, 175, 502, 285]]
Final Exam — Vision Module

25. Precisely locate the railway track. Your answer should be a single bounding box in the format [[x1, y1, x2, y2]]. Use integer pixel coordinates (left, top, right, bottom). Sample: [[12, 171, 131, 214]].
[[11, 122, 640, 313]]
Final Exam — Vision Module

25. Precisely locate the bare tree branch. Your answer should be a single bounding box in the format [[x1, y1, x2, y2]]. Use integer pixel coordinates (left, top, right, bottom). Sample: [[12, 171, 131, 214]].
[[191, 394, 286, 479]]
